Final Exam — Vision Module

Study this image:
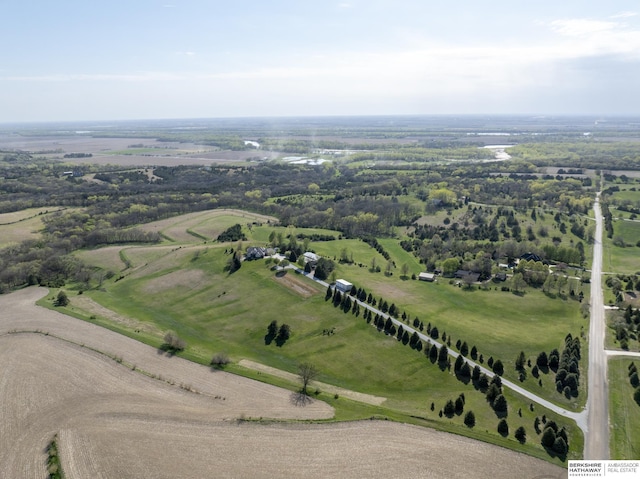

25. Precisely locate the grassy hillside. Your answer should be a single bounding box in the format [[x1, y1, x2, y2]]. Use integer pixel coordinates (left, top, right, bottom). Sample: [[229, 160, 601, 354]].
[[53, 209, 589, 463]]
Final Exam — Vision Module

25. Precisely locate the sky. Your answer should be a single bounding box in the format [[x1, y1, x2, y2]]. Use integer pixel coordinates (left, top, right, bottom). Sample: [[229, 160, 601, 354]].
[[2, 0, 640, 122]]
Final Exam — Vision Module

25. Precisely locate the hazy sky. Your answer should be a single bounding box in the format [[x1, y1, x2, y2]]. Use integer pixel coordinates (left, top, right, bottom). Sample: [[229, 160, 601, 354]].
[[2, 0, 640, 122]]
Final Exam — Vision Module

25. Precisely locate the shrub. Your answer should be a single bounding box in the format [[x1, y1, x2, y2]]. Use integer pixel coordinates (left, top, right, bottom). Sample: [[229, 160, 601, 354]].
[[210, 352, 230, 368], [162, 331, 186, 353]]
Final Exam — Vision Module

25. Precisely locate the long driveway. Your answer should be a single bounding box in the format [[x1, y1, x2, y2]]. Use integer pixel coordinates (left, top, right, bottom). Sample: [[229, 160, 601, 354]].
[[299, 268, 588, 432], [585, 192, 609, 459]]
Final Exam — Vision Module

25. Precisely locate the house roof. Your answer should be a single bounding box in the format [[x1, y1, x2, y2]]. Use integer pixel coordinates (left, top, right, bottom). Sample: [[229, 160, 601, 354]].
[[303, 252, 320, 262], [520, 252, 542, 262]]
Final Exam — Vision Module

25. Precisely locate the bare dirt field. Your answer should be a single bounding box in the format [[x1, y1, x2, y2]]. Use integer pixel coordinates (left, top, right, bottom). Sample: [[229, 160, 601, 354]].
[[0, 287, 567, 478], [0, 134, 280, 166], [272, 270, 320, 298]]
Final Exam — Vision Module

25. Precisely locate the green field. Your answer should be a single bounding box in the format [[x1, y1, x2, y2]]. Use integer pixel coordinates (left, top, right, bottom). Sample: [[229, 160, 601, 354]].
[[609, 357, 640, 459], [56, 250, 582, 463], [603, 222, 640, 274], [46, 209, 589, 463]]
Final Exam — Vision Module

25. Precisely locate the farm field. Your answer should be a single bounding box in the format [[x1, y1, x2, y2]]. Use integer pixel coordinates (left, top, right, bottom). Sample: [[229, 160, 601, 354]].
[[50, 209, 585, 464], [0, 207, 63, 247], [7, 116, 639, 470], [0, 287, 566, 478], [137, 208, 278, 243]]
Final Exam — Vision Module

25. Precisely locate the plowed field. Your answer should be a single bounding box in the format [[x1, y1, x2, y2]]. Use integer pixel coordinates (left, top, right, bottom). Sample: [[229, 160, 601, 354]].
[[0, 288, 566, 478]]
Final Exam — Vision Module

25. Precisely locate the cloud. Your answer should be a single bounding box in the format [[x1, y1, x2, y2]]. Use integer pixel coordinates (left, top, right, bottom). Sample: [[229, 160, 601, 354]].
[[610, 11, 638, 19], [547, 17, 640, 59], [549, 19, 617, 37]]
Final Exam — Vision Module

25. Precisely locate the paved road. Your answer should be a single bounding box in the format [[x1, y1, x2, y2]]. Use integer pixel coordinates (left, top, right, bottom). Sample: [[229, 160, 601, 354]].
[[585, 192, 609, 460]]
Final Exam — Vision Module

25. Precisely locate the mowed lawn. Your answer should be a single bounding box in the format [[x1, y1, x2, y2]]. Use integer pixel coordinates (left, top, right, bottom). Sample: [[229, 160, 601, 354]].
[[80, 245, 581, 462], [609, 357, 640, 459]]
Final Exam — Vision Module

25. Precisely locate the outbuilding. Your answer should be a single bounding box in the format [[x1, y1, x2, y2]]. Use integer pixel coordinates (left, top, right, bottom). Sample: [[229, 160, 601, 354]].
[[335, 279, 353, 292], [418, 272, 436, 282]]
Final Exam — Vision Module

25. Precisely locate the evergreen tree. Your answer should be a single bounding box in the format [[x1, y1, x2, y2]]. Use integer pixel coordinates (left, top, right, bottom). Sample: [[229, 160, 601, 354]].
[[541, 428, 557, 449], [430, 326, 439, 340], [454, 354, 464, 373], [267, 320, 278, 338], [477, 374, 489, 391], [464, 410, 476, 428], [470, 345, 478, 360], [460, 341, 469, 357], [493, 394, 508, 415], [454, 396, 464, 415], [438, 344, 449, 363], [497, 419, 509, 436], [552, 437, 568, 456], [515, 351, 526, 371], [486, 384, 501, 404], [443, 399, 455, 417], [409, 331, 419, 348], [459, 362, 471, 381], [429, 344, 438, 362]]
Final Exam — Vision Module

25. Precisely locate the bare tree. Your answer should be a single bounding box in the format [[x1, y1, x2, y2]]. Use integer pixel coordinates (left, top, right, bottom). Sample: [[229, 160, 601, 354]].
[[162, 331, 186, 353], [298, 363, 318, 395]]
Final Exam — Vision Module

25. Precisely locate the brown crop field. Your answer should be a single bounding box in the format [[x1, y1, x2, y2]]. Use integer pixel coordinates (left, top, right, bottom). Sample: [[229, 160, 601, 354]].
[[0, 288, 567, 478], [0, 135, 281, 166], [0, 207, 65, 247]]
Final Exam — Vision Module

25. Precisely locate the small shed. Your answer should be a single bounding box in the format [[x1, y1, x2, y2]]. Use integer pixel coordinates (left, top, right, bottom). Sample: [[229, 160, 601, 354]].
[[418, 272, 435, 282], [335, 279, 353, 292]]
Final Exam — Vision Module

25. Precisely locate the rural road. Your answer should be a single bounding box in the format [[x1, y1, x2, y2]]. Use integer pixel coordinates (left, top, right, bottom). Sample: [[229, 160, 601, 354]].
[[300, 186, 619, 460], [584, 192, 609, 460]]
